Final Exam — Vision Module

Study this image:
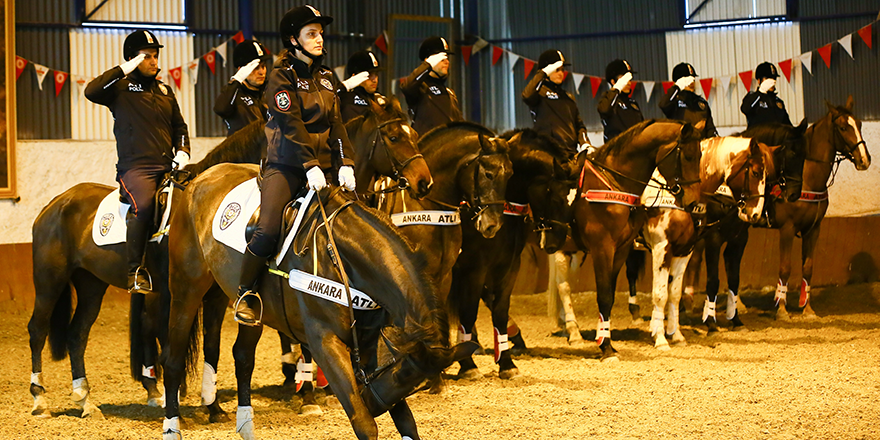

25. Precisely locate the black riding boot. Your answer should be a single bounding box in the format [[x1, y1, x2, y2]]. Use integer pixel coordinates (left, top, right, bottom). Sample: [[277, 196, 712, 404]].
[[126, 213, 153, 294], [235, 248, 266, 326]]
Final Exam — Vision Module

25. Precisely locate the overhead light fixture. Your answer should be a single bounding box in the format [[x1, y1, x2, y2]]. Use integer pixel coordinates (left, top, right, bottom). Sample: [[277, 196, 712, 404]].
[[82, 22, 188, 31], [684, 16, 788, 30]]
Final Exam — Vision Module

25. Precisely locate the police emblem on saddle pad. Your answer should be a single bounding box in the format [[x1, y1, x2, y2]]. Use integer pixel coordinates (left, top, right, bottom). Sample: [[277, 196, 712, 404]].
[[92, 187, 173, 246]]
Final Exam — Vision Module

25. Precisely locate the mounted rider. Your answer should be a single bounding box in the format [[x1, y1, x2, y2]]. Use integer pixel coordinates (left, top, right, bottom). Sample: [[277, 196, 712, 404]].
[[85, 30, 190, 295], [522, 49, 592, 159], [659, 62, 718, 139], [741, 61, 792, 129], [598, 59, 644, 144], [235, 4, 356, 326], [213, 39, 271, 136], [337, 50, 387, 123], [401, 36, 463, 136]]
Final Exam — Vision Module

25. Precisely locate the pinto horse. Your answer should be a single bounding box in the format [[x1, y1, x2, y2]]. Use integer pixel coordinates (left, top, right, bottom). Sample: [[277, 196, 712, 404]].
[[161, 165, 474, 440], [571, 120, 703, 362], [452, 128, 573, 380], [27, 120, 265, 419]]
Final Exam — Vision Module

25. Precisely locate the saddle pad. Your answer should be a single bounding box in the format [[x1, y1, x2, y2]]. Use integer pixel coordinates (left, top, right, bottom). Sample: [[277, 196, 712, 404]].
[[641, 169, 682, 210], [92, 191, 131, 247], [212, 178, 262, 254]]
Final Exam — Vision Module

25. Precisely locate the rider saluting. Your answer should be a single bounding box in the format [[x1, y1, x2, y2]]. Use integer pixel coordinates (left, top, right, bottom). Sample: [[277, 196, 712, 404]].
[[213, 39, 271, 136], [234, 5, 356, 326], [598, 59, 644, 143], [741, 62, 792, 129], [522, 49, 592, 159], [659, 62, 718, 139], [337, 50, 386, 123], [85, 30, 190, 295], [401, 36, 463, 136]]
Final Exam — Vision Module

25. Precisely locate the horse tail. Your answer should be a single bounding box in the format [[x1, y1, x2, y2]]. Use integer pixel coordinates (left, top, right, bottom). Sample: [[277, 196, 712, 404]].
[[626, 248, 647, 284], [48, 283, 72, 361], [185, 307, 202, 381], [129, 293, 145, 381]]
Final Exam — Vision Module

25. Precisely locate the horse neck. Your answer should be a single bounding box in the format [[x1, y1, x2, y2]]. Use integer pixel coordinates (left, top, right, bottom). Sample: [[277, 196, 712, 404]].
[[700, 138, 743, 193], [803, 116, 835, 192], [349, 118, 380, 183], [421, 131, 479, 205], [188, 124, 263, 176], [605, 129, 669, 194]]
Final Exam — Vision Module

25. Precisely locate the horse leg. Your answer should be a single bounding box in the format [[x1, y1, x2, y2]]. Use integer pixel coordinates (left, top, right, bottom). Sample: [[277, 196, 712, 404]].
[[389, 400, 420, 440], [592, 242, 619, 362], [506, 317, 527, 354], [625, 250, 644, 325], [776, 222, 796, 321], [454, 267, 485, 381], [232, 324, 264, 440], [280, 334, 297, 387], [28, 268, 75, 418], [723, 226, 749, 330], [800, 224, 822, 318], [666, 255, 690, 346], [491, 280, 520, 380], [683, 239, 704, 314], [136, 292, 163, 408], [648, 246, 670, 351], [295, 347, 323, 416], [201, 284, 230, 423], [555, 251, 584, 345], [702, 232, 722, 334], [67, 270, 108, 419]]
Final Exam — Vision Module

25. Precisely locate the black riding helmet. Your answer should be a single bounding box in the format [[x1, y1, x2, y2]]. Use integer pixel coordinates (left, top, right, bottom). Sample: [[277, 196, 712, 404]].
[[345, 51, 381, 77], [418, 36, 453, 60], [233, 39, 271, 69], [755, 62, 779, 80], [672, 62, 698, 81], [537, 49, 571, 70], [279, 4, 333, 60], [605, 59, 636, 84], [123, 30, 164, 61]]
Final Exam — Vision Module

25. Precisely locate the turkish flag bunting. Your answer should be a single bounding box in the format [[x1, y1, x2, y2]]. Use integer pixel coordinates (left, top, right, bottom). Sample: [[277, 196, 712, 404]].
[[232, 31, 245, 44], [374, 32, 388, 54], [461, 46, 472, 66], [204, 51, 217, 74], [492, 46, 503, 65], [778, 59, 793, 82], [590, 76, 603, 98], [53, 70, 68, 97], [523, 58, 535, 79], [169, 66, 183, 89], [15, 56, 27, 80], [699, 78, 713, 100], [738, 70, 753, 91], [817, 43, 832, 68], [662, 81, 674, 94], [628, 80, 637, 98], [858, 24, 872, 49]]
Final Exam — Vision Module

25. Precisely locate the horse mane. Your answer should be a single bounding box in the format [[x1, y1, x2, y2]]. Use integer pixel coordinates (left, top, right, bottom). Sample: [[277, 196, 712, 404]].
[[736, 123, 799, 140], [595, 119, 657, 160], [184, 119, 265, 176], [418, 120, 496, 145], [501, 128, 569, 160]]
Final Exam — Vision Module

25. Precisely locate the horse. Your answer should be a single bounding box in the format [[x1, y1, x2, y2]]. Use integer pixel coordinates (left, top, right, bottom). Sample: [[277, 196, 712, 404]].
[[27, 120, 265, 419], [452, 128, 574, 380], [160, 164, 476, 440], [570, 119, 703, 362]]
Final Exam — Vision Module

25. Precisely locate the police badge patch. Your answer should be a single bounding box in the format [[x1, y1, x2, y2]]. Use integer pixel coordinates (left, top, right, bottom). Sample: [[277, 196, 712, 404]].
[[631, 102, 640, 110], [219, 202, 242, 230], [320, 78, 333, 91], [275, 91, 291, 111], [99, 213, 114, 237], [698, 101, 707, 110], [777, 102, 784, 109], [159, 84, 168, 95]]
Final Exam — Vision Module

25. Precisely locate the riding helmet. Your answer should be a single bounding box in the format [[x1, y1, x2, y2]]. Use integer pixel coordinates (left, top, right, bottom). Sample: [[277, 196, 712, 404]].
[[123, 30, 164, 61], [279, 5, 333, 49], [755, 62, 779, 80], [418, 36, 453, 60], [233, 39, 271, 68], [605, 59, 636, 83], [672, 62, 698, 81], [537, 49, 571, 70], [345, 51, 382, 77]]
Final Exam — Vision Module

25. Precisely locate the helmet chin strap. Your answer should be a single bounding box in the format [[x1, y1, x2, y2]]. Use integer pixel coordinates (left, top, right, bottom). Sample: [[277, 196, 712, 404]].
[[292, 37, 324, 63]]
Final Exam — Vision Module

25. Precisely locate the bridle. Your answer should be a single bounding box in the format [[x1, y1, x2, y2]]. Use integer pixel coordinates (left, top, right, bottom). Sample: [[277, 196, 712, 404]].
[[725, 151, 765, 210], [426, 137, 507, 221], [366, 117, 423, 192]]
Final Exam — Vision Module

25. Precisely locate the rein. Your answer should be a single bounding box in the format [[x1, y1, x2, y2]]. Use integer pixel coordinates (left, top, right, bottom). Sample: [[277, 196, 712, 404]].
[[363, 117, 423, 195], [583, 139, 699, 197], [426, 143, 507, 221]]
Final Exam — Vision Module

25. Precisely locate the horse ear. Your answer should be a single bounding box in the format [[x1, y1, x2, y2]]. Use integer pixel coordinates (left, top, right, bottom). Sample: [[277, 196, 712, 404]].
[[749, 139, 761, 156], [795, 119, 808, 135], [694, 120, 706, 132], [680, 122, 695, 139], [389, 96, 404, 116], [507, 132, 523, 149], [845, 95, 854, 112], [825, 100, 837, 114]]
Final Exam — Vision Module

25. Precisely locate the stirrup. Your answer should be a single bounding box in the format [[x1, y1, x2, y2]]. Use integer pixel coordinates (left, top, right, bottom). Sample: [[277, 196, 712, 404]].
[[233, 290, 263, 327], [129, 267, 154, 295]]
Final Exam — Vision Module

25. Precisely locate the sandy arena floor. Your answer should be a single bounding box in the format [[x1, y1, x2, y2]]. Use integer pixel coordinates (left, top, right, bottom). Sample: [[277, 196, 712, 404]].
[[3, 283, 880, 439]]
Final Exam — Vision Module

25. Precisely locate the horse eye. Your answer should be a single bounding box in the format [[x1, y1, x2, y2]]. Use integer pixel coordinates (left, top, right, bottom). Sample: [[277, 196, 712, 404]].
[[389, 136, 397, 142], [485, 172, 494, 180]]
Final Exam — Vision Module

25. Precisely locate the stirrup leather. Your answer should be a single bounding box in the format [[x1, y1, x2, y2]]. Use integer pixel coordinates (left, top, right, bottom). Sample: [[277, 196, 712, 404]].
[[233, 289, 263, 327]]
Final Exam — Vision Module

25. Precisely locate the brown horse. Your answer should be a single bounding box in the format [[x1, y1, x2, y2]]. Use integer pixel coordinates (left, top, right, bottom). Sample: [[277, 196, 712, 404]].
[[571, 120, 703, 362]]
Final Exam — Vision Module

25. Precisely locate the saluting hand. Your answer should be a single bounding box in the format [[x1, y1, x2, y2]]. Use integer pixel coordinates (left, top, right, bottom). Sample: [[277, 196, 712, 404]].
[[613, 72, 632, 92], [342, 71, 371, 92], [426, 52, 448, 70], [120, 53, 147, 76], [542, 60, 564, 76], [675, 76, 695, 91], [232, 59, 260, 84]]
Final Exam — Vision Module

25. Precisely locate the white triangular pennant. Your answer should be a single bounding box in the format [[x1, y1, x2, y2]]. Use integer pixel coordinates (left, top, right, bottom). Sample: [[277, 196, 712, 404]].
[[719, 76, 732, 96], [187, 59, 200, 85], [572, 73, 585, 94], [472, 38, 489, 54], [799, 52, 813, 75], [33, 63, 49, 90], [73, 75, 89, 96], [508, 53, 520, 71], [642, 81, 655, 101], [216, 41, 229, 67], [839, 34, 854, 59], [333, 65, 345, 80]]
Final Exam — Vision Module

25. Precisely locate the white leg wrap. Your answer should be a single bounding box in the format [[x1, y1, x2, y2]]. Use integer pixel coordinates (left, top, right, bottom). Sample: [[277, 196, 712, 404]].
[[800, 279, 811, 308], [457, 324, 472, 343], [564, 311, 577, 323], [650, 307, 664, 337], [236, 406, 255, 440], [201, 362, 217, 406], [31, 372, 49, 416], [628, 295, 638, 305], [163, 417, 182, 440], [684, 286, 694, 296], [280, 352, 296, 365], [71, 377, 90, 406], [595, 319, 611, 341], [494, 328, 508, 363], [31, 372, 44, 388], [666, 301, 679, 336], [726, 290, 738, 320], [775, 279, 787, 306], [142, 365, 157, 379], [295, 358, 313, 382], [702, 299, 716, 323], [402, 437, 414, 440]]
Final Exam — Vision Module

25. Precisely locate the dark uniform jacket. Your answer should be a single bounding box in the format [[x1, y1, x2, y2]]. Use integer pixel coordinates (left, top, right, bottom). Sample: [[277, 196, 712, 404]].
[[213, 80, 267, 136], [264, 52, 354, 172], [85, 67, 190, 171], [741, 91, 792, 129], [597, 89, 644, 143], [400, 61, 463, 136], [337, 86, 387, 123], [522, 71, 589, 158], [659, 86, 718, 139]]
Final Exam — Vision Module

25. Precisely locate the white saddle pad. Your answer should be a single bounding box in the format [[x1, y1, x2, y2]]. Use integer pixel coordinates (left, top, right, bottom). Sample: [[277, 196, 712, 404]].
[[92, 191, 131, 246], [641, 169, 682, 210]]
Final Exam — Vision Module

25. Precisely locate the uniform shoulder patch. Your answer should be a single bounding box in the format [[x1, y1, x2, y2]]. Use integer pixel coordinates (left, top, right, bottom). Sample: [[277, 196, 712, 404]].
[[275, 91, 291, 111], [320, 78, 333, 91], [777, 101, 784, 109], [631, 102, 640, 110], [158, 84, 168, 95]]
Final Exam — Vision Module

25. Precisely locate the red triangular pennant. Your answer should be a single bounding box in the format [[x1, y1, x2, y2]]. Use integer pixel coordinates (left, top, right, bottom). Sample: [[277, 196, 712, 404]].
[[662, 81, 674, 94], [232, 31, 245, 44], [15, 56, 27, 81], [590, 76, 602, 98], [778, 59, 793, 82], [491, 46, 503, 65], [204, 51, 217, 74], [817, 43, 832, 68], [169, 66, 183, 89], [562, 71, 569, 82], [523, 59, 535, 79], [374, 32, 388, 54], [53, 70, 68, 97], [858, 24, 872, 49], [699, 78, 713, 100], [461, 46, 472, 66], [738, 70, 753, 91], [628, 80, 637, 98]]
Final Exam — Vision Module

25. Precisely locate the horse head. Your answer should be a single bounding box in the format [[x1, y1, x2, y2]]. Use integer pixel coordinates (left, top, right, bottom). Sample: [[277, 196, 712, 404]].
[[367, 97, 434, 198], [826, 96, 871, 171], [655, 121, 702, 212], [725, 140, 768, 223], [527, 157, 574, 253], [460, 134, 513, 239]]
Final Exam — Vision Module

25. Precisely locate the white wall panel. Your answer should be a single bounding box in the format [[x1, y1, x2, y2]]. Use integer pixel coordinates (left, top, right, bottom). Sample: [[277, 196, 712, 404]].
[[69, 28, 195, 140], [688, 0, 786, 22], [665, 22, 804, 128], [85, 0, 184, 24]]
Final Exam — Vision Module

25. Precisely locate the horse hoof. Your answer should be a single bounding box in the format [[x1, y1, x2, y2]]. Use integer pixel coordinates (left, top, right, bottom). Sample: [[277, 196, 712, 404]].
[[655, 344, 671, 351], [82, 406, 104, 420], [323, 395, 342, 410], [299, 404, 323, 416], [600, 355, 620, 363], [209, 410, 230, 424], [510, 347, 528, 356], [499, 368, 520, 380], [776, 309, 791, 321], [802, 310, 818, 320], [147, 395, 164, 408], [630, 318, 647, 329], [568, 337, 585, 347], [671, 339, 687, 347], [31, 407, 51, 418], [457, 368, 483, 381]]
